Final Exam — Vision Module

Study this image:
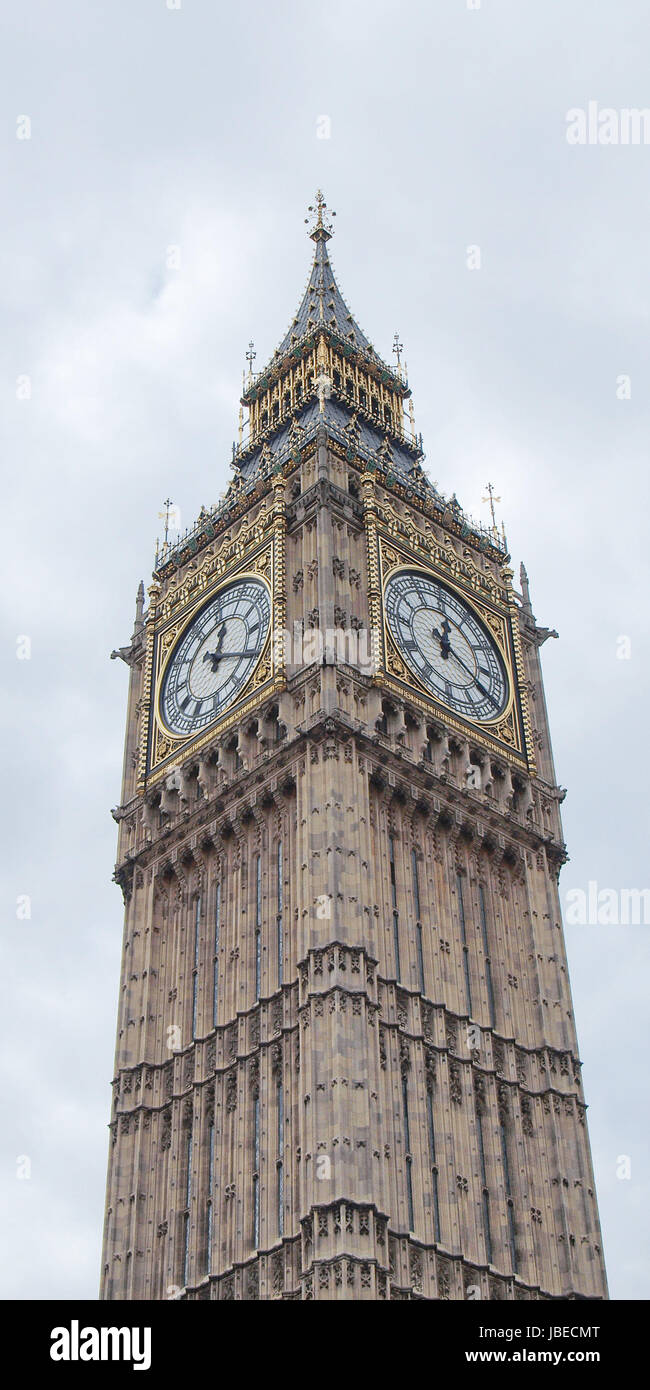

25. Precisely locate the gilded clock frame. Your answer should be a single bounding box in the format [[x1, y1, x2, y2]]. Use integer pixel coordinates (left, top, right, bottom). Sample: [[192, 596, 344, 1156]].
[[376, 534, 535, 772], [156, 566, 272, 728], [138, 535, 285, 791]]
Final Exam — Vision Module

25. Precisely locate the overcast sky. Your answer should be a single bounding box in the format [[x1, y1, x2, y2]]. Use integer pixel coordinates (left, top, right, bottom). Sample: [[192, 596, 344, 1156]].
[[1, 0, 648, 1300]]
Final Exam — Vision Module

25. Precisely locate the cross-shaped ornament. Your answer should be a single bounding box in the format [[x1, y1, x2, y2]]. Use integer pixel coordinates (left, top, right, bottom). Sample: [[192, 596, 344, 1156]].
[[246, 340, 256, 381], [482, 481, 501, 533], [158, 497, 175, 547], [305, 190, 336, 237]]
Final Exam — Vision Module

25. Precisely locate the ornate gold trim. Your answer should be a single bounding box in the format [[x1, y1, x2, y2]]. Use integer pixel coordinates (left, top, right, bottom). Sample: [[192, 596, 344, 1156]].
[[375, 491, 509, 606], [155, 496, 275, 622], [137, 591, 158, 791], [361, 470, 384, 674], [138, 538, 281, 790], [507, 583, 537, 776], [271, 471, 287, 662]]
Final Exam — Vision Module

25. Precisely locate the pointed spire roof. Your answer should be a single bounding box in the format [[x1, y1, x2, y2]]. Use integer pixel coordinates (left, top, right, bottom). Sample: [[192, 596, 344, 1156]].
[[244, 192, 402, 395], [153, 197, 509, 577], [277, 194, 373, 357]]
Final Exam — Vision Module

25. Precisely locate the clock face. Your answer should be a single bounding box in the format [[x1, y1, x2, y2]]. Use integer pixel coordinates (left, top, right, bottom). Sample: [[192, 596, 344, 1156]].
[[160, 577, 271, 737], [384, 570, 509, 722]]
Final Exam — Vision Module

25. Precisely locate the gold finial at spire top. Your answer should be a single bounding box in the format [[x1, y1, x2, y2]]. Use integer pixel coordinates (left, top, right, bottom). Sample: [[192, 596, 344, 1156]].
[[482, 481, 502, 535], [305, 190, 336, 240], [392, 332, 404, 373]]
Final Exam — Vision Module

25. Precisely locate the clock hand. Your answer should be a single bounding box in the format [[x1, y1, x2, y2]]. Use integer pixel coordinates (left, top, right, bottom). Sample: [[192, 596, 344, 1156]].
[[202, 621, 228, 672], [212, 650, 255, 661], [202, 647, 256, 671], [445, 644, 501, 710], [433, 618, 452, 659]]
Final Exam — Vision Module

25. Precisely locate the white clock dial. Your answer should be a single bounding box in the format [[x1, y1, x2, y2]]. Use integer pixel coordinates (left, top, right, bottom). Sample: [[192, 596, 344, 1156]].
[[384, 570, 509, 722], [160, 577, 270, 737]]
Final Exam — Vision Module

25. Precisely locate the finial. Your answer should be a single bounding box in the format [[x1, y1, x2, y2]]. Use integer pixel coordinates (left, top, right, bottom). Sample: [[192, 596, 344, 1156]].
[[481, 481, 501, 537], [158, 498, 175, 550], [408, 396, 416, 443], [305, 190, 336, 241], [520, 561, 533, 613], [133, 580, 145, 638], [245, 340, 256, 383], [392, 332, 404, 375]]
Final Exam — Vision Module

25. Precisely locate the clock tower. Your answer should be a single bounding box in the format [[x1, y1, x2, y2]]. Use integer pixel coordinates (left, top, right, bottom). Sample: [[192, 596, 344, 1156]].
[[101, 194, 607, 1301]]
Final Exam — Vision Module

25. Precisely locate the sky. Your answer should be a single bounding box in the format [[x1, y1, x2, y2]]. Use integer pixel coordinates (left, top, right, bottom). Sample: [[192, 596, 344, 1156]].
[[1, 0, 648, 1300]]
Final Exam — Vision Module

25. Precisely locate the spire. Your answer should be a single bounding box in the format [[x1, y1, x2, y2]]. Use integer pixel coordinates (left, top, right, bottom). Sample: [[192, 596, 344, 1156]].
[[155, 197, 509, 577], [111, 580, 145, 664], [519, 561, 533, 615], [133, 580, 145, 639], [274, 191, 376, 361]]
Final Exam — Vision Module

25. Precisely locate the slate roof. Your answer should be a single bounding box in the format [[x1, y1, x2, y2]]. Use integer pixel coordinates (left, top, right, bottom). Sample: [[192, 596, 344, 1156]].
[[276, 233, 375, 357], [237, 396, 422, 485]]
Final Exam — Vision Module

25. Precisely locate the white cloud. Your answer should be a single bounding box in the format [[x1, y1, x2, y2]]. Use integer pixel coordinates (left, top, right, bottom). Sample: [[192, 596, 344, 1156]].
[[1, 0, 648, 1301]]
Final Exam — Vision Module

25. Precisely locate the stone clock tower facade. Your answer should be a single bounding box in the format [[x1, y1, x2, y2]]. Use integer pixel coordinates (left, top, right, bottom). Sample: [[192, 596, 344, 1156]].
[[101, 195, 607, 1302]]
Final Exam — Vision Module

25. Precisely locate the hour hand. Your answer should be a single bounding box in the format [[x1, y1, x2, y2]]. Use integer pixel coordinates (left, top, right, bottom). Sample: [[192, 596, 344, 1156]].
[[203, 649, 222, 673], [434, 617, 452, 659], [203, 646, 254, 671], [203, 623, 227, 672]]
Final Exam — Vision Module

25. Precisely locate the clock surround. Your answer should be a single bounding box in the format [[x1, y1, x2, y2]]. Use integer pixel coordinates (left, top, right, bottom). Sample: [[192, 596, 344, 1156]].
[[383, 566, 510, 725], [158, 575, 271, 739]]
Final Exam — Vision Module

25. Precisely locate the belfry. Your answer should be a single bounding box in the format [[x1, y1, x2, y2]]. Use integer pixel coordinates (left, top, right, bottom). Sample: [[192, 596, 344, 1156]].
[[101, 195, 607, 1301]]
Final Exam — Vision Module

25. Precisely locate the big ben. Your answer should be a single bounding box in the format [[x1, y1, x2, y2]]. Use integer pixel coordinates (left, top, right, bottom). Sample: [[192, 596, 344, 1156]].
[[101, 193, 607, 1301]]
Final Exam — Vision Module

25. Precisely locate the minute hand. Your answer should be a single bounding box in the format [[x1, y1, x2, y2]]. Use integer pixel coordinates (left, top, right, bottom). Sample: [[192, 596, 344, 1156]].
[[447, 645, 500, 710], [211, 650, 255, 662]]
